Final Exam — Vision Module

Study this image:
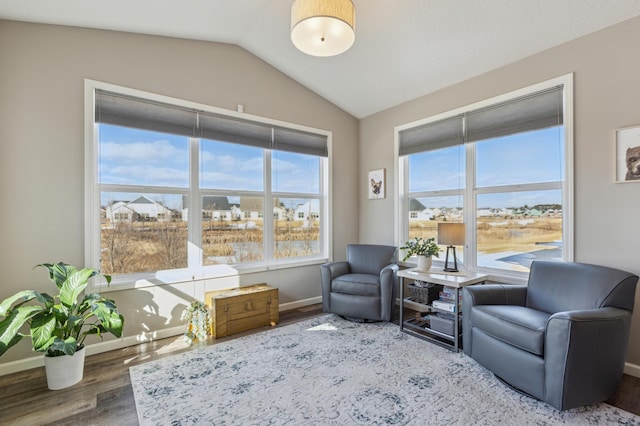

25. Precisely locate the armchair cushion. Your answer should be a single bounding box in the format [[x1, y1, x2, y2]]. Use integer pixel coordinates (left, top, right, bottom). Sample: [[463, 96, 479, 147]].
[[332, 273, 380, 297], [472, 305, 551, 356]]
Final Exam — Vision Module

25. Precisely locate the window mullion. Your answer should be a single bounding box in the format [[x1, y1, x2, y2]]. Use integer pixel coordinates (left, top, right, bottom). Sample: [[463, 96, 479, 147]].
[[271, 192, 318, 199], [188, 137, 202, 272], [398, 155, 409, 247], [86, 121, 100, 271], [320, 156, 330, 261], [406, 188, 464, 199], [99, 184, 190, 195], [465, 141, 477, 270], [475, 181, 562, 194], [264, 149, 274, 263]]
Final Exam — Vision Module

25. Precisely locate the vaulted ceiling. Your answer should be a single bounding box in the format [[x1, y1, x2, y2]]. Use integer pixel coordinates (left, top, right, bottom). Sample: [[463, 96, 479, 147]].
[[2, 0, 640, 118]]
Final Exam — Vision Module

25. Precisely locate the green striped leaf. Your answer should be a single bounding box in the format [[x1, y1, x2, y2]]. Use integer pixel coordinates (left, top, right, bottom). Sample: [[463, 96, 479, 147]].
[[0, 290, 39, 316], [59, 268, 97, 308], [30, 312, 57, 352], [0, 305, 43, 356]]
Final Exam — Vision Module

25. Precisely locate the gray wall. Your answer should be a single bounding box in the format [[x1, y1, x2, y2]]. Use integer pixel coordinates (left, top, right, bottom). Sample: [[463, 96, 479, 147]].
[[0, 20, 359, 365], [359, 16, 640, 365]]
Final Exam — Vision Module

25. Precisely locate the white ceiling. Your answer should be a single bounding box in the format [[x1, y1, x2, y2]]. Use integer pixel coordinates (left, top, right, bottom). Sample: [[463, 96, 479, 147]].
[[2, 0, 640, 118]]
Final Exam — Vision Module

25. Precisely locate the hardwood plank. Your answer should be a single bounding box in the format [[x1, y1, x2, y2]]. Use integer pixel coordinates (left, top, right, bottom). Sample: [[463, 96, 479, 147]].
[[6, 391, 97, 425], [606, 374, 640, 414], [48, 386, 139, 426]]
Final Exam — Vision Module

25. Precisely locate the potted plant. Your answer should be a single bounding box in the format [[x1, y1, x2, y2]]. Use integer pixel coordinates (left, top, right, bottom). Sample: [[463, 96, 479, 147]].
[[400, 237, 441, 271], [180, 301, 212, 345], [0, 262, 124, 390]]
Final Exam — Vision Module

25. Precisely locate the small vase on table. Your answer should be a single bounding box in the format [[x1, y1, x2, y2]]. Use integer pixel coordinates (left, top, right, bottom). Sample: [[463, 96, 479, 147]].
[[416, 255, 432, 272]]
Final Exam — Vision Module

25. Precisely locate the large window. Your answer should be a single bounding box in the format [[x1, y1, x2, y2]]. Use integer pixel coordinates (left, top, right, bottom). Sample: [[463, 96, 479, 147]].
[[397, 76, 573, 278], [86, 82, 330, 286]]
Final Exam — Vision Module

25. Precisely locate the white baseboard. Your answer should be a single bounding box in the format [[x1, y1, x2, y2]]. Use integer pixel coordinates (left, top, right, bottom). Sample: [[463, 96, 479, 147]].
[[0, 354, 43, 377], [0, 325, 188, 377], [279, 296, 322, 312], [624, 361, 640, 378], [87, 325, 187, 357], [0, 299, 322, 377]]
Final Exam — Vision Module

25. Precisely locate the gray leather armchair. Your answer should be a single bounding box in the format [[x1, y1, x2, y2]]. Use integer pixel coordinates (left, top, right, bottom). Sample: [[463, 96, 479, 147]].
[[321, 244, 398, 322], [462, 261, 638, 410]]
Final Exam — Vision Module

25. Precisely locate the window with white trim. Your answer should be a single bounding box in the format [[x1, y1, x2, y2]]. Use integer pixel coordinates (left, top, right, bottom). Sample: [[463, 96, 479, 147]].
[[397, 76, 573, 277], [86, 82, 330, 285]]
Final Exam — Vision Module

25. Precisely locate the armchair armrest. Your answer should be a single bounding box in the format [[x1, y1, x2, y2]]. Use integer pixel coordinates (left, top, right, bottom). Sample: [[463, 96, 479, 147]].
[[549, 306, 631, 322], [321, 261, 350, 282], [379, 263, 399, 282], [379, 264, 399, 321], [462, 284, 527, 356], [463, 284, 527, 308], [320, 261, 350, 314], [545, 307, 633, 409]]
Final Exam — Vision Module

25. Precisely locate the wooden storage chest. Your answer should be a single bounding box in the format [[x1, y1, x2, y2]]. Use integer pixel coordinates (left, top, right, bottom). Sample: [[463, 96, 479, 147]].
[[205, 284, 279, 338]]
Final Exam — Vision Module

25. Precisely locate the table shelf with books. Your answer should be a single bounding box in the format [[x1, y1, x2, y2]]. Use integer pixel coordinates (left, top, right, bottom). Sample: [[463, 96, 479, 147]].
[[397, 268, 488, 352]]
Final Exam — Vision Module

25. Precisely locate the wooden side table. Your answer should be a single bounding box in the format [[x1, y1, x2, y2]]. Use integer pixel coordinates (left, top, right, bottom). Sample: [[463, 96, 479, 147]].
[[397, 268, 487, 352]]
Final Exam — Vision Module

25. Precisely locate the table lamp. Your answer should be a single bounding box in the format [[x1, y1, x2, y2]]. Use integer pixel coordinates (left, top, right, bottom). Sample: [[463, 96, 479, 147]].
[[437, 223, 465, 272]]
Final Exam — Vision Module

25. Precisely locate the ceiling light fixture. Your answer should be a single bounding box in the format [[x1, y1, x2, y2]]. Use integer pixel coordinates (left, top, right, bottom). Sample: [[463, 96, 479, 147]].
[[291, 0, 355, 57]]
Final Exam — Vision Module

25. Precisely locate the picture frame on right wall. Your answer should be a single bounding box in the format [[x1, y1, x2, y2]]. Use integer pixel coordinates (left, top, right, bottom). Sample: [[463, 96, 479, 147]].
[[615, 125, 640, 183]]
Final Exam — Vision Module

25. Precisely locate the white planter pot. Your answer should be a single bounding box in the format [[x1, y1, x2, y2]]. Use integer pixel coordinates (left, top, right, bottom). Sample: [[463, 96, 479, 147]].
[[44, 347, 86, 390], [416, 255, 432, 271]]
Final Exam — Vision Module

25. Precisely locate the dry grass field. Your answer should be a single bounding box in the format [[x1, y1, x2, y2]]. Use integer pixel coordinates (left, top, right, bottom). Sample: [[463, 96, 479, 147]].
[[409, 217, 562, 255], [100, 216, 559, 274], [100, 219, 320, 274], [476, 217, 562, 254]]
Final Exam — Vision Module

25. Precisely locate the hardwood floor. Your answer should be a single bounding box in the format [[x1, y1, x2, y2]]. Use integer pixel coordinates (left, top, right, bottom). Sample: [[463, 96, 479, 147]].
[[1, 305, 639, 425]]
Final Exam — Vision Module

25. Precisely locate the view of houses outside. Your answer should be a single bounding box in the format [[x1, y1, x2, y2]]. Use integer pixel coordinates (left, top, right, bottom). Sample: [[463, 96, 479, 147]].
[[98, 123, 323, 276], [100, 194, 320, 274], [101, 194, 188, 274]]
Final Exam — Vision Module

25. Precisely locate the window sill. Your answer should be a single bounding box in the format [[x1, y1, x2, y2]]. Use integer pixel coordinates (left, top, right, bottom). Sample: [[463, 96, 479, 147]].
[[91, 257, 329, 292]]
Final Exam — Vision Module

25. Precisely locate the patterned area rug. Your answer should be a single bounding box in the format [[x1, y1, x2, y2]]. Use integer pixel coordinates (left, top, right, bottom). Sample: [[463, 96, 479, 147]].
[[130, 314, 639, 425]]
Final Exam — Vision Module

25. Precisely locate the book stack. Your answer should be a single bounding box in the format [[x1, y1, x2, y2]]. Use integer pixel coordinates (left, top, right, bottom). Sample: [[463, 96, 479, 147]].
[[431, 287, 461, 313]]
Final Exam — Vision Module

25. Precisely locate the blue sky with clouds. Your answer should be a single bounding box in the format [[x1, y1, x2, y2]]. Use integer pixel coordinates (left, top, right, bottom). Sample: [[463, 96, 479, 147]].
[[99, 124, 563, 210], [409, 126, 564, 208], [99, 124, 320, 207]]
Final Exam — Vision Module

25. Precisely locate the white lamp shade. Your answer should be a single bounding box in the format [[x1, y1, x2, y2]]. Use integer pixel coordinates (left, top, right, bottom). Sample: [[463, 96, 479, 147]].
[[438, 223, 465, 246], [291, 0, 355, 57]]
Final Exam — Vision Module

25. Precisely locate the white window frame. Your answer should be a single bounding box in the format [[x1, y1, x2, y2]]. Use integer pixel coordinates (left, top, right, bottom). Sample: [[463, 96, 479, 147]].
[[84, 80, 332, 290], [395, 74, 574, 282]]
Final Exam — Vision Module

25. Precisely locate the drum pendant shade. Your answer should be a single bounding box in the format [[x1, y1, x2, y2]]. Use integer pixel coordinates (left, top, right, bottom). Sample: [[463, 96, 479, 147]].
[[291, 0, 355, 57]]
